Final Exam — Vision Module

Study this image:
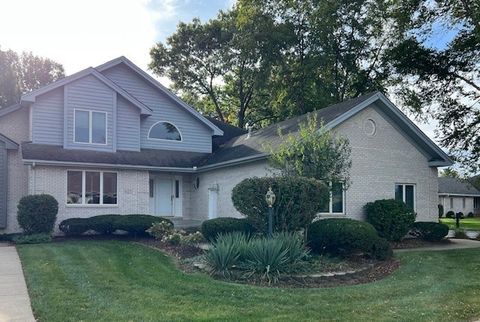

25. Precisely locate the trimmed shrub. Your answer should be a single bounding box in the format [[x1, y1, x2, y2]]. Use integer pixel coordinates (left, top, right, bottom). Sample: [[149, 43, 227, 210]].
[[232, 176, 329, 234], [456, 212, 464, 219], [13, 233, 52, 244], [438, 204, 444, 218], [58, 214, 172, 236], [446, 211, 455, 218], [364, 199, 416, 241], [467, 212, 474, 218], [306, 218, 387, 259], [201, 217, 254, 241], [370, 238, 393, 260], [410, 222, 449, 241], [17, 194, 58, 234]]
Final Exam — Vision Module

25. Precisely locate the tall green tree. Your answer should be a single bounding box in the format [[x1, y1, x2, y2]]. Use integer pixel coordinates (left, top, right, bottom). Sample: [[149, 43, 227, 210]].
[[0, 48, 64, 107], [387, 0, 480, 172]]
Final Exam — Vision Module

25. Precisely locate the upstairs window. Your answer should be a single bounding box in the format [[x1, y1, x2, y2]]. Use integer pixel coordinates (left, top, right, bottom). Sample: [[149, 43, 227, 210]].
[[148, 122, 182, 141], [74, 109, 107, 144]]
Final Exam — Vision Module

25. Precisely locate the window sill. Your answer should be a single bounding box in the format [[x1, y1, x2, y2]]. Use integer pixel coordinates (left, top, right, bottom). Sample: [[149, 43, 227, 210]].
[[316, 213, 346, 218], [66, 204, 119, 208]]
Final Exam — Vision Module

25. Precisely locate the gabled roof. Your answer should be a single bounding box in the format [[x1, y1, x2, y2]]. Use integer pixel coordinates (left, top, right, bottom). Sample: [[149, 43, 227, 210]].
[[201, 91, 453, 168], [95, 56, 223, 136], [21, 67, 153, 115], [439, 177, 480, 196], [205, 116, 247, 150], [0, 133, 18, 149]]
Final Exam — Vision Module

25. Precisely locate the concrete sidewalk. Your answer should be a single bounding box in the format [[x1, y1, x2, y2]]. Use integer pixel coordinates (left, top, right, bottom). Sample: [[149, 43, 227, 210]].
[[395, 238, 480, 252], [0, 243, 35, 322]]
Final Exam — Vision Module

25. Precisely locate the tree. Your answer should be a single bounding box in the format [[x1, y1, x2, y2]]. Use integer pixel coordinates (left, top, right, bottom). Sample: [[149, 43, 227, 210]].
[[440, 167, 460, 178], [0, 48, 64, 107], [268, 115, 352, 184], [387, 0, 480, 172]]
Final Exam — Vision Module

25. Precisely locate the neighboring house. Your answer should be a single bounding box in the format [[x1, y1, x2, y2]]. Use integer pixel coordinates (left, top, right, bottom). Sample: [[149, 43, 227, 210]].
[[438, 177, 480, 216], [0, 56, 453, 234]]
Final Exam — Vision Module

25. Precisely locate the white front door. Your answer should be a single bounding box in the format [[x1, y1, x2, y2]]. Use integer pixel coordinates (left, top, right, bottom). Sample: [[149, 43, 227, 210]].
[[149, 176, 183, 217]]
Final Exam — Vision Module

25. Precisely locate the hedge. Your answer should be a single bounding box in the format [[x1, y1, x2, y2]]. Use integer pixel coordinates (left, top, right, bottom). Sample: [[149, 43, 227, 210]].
[[410, 222, 449, 241], [232, 176, 329, 234], [364, 199, 416, 241], [17, 194, 58, 234], [201, 217, 255, 241], [306, 218, 392, 260], [59, 214, 173, 236]]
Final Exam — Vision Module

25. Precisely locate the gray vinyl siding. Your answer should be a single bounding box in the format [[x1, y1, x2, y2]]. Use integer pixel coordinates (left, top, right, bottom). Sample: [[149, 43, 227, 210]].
[[0, 142, 6, 228], [101, 64, 213, 153], [32, 88, 64, 145], [117, 95, 140, 151], [64, 75, 115, 152]]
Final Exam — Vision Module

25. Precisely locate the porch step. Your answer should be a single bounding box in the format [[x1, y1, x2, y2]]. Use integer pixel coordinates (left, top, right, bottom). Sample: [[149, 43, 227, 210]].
[[167, 217, 203, 229]]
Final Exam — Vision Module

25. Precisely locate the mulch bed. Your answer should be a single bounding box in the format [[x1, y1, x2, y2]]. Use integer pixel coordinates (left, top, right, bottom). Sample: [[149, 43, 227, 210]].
[[139, 239, 204, 259], [390, 238, 452, 249]]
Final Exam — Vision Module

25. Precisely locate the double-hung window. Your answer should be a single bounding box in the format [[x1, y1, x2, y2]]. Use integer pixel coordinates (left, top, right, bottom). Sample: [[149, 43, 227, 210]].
[[395, 183, 415, 211], [320, 182, 345, 214], [74, 109, 107, 144], [67, 170, 117, 205]]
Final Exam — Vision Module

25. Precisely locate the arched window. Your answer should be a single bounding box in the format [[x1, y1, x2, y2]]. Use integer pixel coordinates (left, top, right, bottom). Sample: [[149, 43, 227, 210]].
[[148, 122, 182, 141]]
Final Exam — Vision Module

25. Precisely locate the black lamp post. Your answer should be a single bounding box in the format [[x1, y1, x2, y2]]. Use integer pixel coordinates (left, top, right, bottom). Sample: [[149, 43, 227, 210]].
[[265, 187, 276, 237]]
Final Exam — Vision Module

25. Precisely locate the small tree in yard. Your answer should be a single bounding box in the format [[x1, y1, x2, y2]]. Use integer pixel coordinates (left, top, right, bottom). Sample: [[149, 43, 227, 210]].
[[268, 114, 352, 184]]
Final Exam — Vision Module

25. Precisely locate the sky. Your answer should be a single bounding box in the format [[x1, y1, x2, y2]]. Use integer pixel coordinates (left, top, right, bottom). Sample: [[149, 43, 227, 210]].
[[0, 0, 454, 147]]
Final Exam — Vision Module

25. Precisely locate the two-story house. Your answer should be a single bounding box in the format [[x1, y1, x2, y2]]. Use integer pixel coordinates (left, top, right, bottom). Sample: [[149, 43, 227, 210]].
[[0, 57, 452, 234]]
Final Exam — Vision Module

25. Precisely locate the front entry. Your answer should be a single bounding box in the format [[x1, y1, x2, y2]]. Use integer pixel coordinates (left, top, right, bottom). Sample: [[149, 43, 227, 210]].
[[149, 176, 182, 217]]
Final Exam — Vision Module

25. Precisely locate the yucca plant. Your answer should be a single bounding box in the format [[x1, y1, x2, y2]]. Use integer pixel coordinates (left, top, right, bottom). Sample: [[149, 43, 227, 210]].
[[272, 231, 310, 264], [243, 237, 289, 284], [204, 232, 249, 277]]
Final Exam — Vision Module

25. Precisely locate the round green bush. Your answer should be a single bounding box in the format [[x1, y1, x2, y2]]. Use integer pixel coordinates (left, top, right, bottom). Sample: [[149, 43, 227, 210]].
[[410, 222, 449, 241], [306, 218, 386, 258], [201, 217, 254, 241], [445, 211, 455, 218], [17, 194, 58, 234], [232, 176, 329, 234], [364, 199, 416, 241], [467, 212, 474, 218], [58, 214, 173, 236], [370, 238, 393, 260]]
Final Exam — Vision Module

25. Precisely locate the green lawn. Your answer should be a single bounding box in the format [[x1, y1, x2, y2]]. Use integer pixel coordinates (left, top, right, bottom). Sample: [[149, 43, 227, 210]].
[[17, 241, 480, 322], [440, 217, 480, 230]]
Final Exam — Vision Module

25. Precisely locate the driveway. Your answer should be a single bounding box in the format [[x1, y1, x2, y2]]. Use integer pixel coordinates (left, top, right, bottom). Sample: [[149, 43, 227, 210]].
[[395, 238, 480, 252], [0, 243, 35, 322]]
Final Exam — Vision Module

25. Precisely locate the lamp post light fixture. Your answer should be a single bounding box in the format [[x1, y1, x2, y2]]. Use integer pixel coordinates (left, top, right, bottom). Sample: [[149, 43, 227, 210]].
[[265, 187, 276, 237]]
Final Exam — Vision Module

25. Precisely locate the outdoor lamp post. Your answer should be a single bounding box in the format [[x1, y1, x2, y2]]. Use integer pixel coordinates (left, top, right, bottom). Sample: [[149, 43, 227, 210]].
[[265, 187, 276, 237]]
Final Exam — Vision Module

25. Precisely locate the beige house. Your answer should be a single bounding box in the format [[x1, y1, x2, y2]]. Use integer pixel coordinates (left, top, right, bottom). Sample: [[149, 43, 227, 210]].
[[439, 177, 480, 216], [0, 57, 453, 234]]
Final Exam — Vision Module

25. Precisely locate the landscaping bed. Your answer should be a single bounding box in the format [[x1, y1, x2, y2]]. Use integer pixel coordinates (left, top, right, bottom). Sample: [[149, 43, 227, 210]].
[[391, 238, 452, 249]]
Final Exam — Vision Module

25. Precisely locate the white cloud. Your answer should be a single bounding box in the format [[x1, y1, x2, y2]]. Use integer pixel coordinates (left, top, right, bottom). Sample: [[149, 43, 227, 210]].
[[0, 0, 159, 74]]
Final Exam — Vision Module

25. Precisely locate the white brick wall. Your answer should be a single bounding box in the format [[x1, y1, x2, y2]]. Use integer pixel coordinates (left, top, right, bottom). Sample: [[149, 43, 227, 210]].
[[439, 196, 476, 215], [28, 166, 150, 233], [190, 103, 439, 222], [0, 107, 30, 234]]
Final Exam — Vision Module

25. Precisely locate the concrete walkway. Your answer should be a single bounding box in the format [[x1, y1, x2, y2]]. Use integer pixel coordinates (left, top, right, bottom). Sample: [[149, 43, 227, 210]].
[[0, 243, 35, 322], [395, 238, 480, 252]]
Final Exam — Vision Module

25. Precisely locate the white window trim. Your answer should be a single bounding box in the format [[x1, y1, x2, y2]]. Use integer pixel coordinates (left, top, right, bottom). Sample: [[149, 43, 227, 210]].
[[395, 183, 416, 212], [147, 121, 183, 142], [66, 170, 118, 207], [318, 182, 346, 215], [73, 109, 108, 145]]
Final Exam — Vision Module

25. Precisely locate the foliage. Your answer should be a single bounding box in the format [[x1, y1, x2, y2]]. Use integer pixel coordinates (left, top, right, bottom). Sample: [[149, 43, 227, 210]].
[[13, 233, 52, 244], [232, 176, 329, 234], [148, 221, 205, 246], [438, 204, 444, 218], [467, 212, 474, 218], [454, 229, 468, 239], [17, 194, 58, 235], [146, 220, 174, 240], [410, 222, 449, 242], [457, 212, 465, 219], [268, 115, 351, 183], [387, 0, 480, 172], [306, 218, 389, 259], [0, 48, 64, 107], [204, 232, 308, 282], [58, 215, 172, 236], [446, 211, 455, 219], [201, 217, 254, 241], [441, 167, 460, 178], [364, 199, 416, 241], [370, 238, 393, 261]]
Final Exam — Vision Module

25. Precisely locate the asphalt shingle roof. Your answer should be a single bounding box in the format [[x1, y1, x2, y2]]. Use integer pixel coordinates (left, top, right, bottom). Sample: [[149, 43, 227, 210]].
[[438, 177, 480, 196]]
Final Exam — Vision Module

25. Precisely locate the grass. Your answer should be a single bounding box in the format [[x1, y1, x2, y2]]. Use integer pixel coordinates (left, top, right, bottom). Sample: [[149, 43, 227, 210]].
[[17, 240, 480, 322], [440, 217, 480, 230]]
